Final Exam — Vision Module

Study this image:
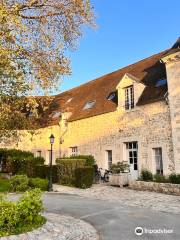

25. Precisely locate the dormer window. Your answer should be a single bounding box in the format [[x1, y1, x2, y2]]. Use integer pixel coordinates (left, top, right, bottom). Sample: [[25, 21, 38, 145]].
[[125, 85, 134, 110], [83, 100, 96, 110]]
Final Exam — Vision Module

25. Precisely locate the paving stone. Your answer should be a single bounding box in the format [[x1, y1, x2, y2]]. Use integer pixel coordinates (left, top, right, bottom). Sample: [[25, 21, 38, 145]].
[[53, 183, 180, 214]]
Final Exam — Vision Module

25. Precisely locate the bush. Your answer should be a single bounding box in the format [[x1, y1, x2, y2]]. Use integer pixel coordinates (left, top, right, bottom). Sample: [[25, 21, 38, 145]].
[[110, 161, 129, 174], [75, 167, 94, 189], [140, 169, 153, 181], [56, 159, 86, 185], [29, 178, 48, 191], [10, 175, 29, 192], [0, 148, 45, 177], [153, 174, 167, 183], [34, 165, 58, 183], [69, 155, 95, 166], [0, 189, 45, 237], [168, 173, 180, 184]]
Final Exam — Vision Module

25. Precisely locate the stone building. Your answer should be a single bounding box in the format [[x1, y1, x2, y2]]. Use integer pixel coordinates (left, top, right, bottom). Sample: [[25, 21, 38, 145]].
[[2, 38, 180, 179]]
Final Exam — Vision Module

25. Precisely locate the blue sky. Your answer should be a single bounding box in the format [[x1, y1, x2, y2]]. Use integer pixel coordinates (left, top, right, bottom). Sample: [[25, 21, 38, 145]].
[[60, 0, 180, 93]]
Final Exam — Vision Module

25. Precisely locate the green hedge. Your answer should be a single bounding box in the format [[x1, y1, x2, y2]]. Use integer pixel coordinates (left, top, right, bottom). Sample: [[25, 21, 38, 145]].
[[34, 165, 58, 183], [28, 178, 48, 191], [75, 167, 94, 189], [169, 173, 180, 184], [56, 159, 86, 185], [0, 148, 45, 177], [69, 155, 95, 166]]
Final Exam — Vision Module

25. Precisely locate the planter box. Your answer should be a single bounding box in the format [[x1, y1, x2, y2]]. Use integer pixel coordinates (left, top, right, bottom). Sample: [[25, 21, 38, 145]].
[[109, 173, 131, 187], [129, 180, 180, 195]]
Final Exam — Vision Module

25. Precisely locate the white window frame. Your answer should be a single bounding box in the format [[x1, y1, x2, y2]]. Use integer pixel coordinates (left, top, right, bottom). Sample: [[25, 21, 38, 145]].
[[153, 147, 163, 174], [125, 85, 134, 110], [126, 142, 138, 171], [70, 147, 78, 157], [106, 150, 112, 170]]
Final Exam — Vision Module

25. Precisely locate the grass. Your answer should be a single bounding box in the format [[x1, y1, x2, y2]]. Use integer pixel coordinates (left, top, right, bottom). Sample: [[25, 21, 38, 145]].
[[0, 178, 10, 192]]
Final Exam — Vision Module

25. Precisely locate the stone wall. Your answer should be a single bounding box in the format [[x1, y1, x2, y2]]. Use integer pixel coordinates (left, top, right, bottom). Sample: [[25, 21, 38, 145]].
[[129, 180, 180, 196], [0, 99, 175, 176], [162, 52, 180, 173], [60, 100, 174, 175]]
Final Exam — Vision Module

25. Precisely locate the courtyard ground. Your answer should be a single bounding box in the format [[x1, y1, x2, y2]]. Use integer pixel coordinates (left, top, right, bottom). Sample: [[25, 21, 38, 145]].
[[53, 184, 180, 215], [44, 187, 180, 240]]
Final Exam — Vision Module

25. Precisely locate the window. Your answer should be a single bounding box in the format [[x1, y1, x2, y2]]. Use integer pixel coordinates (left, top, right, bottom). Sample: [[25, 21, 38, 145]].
[[37, 150, 42, 157], [125, 85, 134, 110], [153, 148, 163, 174], [106, 150, 112, 170], [83, 101, 96, 110], [107, 92, 116, 101], [66, 97, 73, 103], [70, 147, 78, 156], [126, 142, 138, 170], [156, 78, 167, 87]]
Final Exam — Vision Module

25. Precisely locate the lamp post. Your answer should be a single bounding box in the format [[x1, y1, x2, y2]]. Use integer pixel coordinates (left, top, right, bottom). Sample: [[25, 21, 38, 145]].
[[48, 134, 55, 191]]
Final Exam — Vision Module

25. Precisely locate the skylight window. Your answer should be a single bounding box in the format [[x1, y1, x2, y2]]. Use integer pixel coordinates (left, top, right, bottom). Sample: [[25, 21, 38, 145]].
[[156, 79, 167, 87], [83, 101, 96, 110], [52, 111, 61, 119], [107, 92, 116, 101], [66, 97, 73, 103]]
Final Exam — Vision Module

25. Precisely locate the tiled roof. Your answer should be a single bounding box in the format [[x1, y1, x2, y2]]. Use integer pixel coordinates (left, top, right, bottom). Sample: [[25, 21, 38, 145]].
[[42, 44, 179, 126]]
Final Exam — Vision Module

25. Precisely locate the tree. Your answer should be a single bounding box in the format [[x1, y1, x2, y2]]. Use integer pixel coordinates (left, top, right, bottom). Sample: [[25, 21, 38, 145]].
[[0, 0, 94, 139]]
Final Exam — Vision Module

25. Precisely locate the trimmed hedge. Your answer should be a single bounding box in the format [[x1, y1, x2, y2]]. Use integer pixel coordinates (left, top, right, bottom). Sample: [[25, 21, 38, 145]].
[[34, 165, 58, 183], [69, 155, 95, 166], [75, 167, 94, 189], [28, 178, 48, 191], [56, 159, 86, 185], [0, 148, 45, 177]]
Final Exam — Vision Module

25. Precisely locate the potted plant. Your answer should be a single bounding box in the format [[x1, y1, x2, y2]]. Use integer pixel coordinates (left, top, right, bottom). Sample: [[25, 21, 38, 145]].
[[109, 161, 130, 187]]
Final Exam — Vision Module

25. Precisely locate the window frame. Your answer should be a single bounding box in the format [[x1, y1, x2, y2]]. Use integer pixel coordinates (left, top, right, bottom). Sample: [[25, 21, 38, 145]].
[[124, 85, 134, 110], [153, 147, 163, 175], [70, 146, 78, 157]]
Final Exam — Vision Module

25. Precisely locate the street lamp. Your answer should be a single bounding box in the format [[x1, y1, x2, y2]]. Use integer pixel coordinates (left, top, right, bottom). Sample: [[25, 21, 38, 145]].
[[48, 134, 55, 191]]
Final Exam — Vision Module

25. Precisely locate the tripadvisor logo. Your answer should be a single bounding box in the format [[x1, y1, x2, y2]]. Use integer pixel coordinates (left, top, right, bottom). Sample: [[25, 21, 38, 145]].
[[135, 227, 143, 236]]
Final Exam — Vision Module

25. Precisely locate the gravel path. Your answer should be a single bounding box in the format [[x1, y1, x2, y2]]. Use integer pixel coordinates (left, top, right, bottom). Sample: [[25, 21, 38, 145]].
[[1, 213, 99, 240], [53, 184, 180, 214]]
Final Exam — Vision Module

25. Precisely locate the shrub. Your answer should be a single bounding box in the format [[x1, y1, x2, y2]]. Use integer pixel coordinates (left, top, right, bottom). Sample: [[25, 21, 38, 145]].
[[75, 167, 94, 188], [10, 175, 29, 192], [69, 155, 95, 166], [34, 165, 58, 183], [0, 148, 45, 177], [140, 169, 153, 181], [29, 178, 48, 191], [168, 173, 180, 184], [56, 159, 86, 185], [0, 189, 45, 237], [153, 174, 167, 183], [110, 161, 130, 174], [17, 189, 44, 225]]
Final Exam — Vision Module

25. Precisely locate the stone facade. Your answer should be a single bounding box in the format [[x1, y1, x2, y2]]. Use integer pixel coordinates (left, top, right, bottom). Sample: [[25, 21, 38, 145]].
[[162, 51, 180, 173], [1, 48, 180, 180]]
